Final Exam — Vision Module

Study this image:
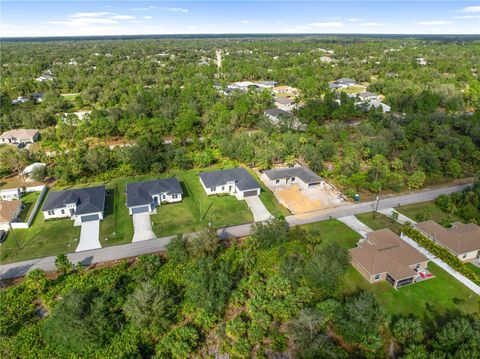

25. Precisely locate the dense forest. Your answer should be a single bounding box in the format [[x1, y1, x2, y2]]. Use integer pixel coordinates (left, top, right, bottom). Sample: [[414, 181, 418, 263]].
[[1, 219, 479, 358], [1, 36, 479, 198]]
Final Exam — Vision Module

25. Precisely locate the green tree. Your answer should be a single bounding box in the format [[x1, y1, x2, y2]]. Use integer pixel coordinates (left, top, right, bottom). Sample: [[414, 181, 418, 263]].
[[407, 170, 426, 189]]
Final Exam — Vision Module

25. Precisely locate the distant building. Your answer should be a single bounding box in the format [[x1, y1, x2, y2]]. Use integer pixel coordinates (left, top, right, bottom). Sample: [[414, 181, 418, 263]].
[[264, 109, 306, 131], [366, 100, 391, 113], [358, 91, 380, 102], [272, 85, 300, 96], [256, 80, 278, 89], [319, 56, 334, 63], [0, 129, 39, 144], [274, 96, 296, 112], [416, 57, 427, 66], [11, 96, 29, 105], [329, 78, 357, 89], [31, 92, 44, 103], [22, 163, 46, 177], [0, 188, 22, 201], [35, 74, 55, 82]]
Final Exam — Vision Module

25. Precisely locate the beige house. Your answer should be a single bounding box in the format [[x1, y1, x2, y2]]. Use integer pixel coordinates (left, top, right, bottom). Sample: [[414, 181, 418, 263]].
[[261, 165, 324, 190], [415, 220, 480, 262], [350, 228, 429, 289], [0, 200, 23, 231], [272, 85, 300, 96], [0, 129, 39, 144]]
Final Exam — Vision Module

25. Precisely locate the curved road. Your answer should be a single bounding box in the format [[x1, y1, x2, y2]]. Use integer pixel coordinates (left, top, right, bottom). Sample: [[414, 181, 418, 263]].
[[0, 183, 471, 280]]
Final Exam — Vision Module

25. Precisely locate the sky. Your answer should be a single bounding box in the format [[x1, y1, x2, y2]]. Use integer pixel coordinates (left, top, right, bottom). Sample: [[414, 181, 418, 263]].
[[1, 1, 479, 37]]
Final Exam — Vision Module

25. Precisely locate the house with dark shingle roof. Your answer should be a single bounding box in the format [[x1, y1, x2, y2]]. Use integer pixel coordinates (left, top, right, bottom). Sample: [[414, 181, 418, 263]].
[[261, 165, 324, 189], [415, 220, 480, 262], [198, 168, 261, 200], [125, 178, 183, 215], [350, 228, 429, 289], [42, 185, 106, 225]]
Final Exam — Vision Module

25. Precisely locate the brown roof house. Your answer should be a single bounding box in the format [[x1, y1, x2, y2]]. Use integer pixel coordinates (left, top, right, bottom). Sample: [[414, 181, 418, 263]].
[[0, 129, 39, 144], [0, 200, 23, 232], [415, 220, 480, 262], [350, 228, 429, 289]]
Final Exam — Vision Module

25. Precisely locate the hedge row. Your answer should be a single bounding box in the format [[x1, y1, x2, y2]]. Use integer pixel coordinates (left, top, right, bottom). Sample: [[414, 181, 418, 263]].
[[402, 225, 480, 286]]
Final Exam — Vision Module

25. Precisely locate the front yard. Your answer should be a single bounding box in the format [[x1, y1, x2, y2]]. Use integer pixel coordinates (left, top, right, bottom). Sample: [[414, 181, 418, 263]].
[[395, 201, 463, 224], [355, 212, 403, 234]]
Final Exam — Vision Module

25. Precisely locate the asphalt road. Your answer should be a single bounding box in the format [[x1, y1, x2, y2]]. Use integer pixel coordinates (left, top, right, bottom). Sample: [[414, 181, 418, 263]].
[[0, 183, 471, 280]]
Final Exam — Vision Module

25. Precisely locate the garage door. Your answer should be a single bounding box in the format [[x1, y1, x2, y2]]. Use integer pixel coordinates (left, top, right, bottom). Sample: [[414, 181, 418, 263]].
[[81, 214, 99, 223], [308, 182, 321, 187], [132, 206, 150, 214], [243, 190, 258, 197]]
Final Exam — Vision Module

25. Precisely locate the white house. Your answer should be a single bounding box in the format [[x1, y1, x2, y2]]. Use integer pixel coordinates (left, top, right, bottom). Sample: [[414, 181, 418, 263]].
[[35, 74, 55, 82], [256, 80, 278, 89], [264, 109, 306, 131], [358, 91, 380, 102], [329, 78, 357, 89], [199, 168, 261, 200], [272, 86, 300, 96], [261, 166, 324, 190], [126, 178, 183, 215], [0, 129, 39, 144], [274, 97, 296, 112], [0, 188, 22, 201], [11, 96, 29, 105], [42, 186, 105, 225]]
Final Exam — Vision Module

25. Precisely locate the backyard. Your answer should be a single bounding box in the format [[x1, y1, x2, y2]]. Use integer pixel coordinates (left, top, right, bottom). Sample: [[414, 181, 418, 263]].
[[17, 191, 40, 222]]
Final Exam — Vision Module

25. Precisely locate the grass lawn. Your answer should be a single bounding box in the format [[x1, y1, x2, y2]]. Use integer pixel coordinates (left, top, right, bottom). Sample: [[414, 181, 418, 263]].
[[299, 219, 362, 249], [338, 84, 367, 94], [0, 189, 80, 264], [18, 191, 40, 222], [355, 212, 403, 234], [344, 263, 480, 318], [466, 263, 480, 277], [60, 93, 79, 100], [396, 201, 463, 225]]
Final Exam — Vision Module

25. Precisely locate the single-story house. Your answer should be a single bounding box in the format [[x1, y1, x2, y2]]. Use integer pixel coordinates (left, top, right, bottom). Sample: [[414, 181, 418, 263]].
[[22, 162, 46, 177], [11, 96, 29, 105], [272, 86, 300, 96], [0, 200, 23, 232], [264, 109, 306, 131], [415, 220, 480, 262], [367, 100, 391, 113], [262, 166, 323, 189], [256, 80, 278, 89], [199, 168, 261, 200], [231, 81, 256, 90], [31, 92, 44, 103], [42, 185, 106, 225], [0, 188, 22, 201], [319, 56, 334, 63], [358, 91, 380, 102], [350, 228, 429, 289], [0, 129, 39, 144], [274, 97, 296, 112], [329, 78, 357, 89], [126, 178, 183, 215], [35, 74, 55, 82]]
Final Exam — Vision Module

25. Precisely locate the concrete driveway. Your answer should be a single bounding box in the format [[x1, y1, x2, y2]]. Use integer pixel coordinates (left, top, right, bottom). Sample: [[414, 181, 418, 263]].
[[338, 215, 373, 238], [132, 213, 156, 242], [245, 196, 274, 222], [76, 220, 101, 252]]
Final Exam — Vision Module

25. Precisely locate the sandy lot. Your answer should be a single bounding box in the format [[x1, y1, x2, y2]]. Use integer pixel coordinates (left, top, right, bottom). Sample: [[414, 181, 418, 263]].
[[274, 184, 344, 214]]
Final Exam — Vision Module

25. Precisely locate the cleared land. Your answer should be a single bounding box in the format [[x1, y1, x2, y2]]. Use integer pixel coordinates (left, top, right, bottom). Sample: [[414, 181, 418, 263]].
[[273, 184, 343, 214]]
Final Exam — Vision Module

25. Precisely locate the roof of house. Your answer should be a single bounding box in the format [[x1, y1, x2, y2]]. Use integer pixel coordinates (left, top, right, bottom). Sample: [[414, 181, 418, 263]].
[[368, 100, 391, 112], [199, 168, 260, 191], [0, 200, 22, 223], [329, 83, 343, 89], [275, 97, 295, 105], [42, 185, 106, 215], [415, 220, 480, 255], [358, 91, 377, 98], [264, 108, 293, 118], [263, 166, 323, 183], [337, 77, 356, 84], [257, 80, 278, 86], [126, 178, 182, 207], [0, 129, 39, 140], [0, 188, 21, 195], [350, 228, 428, 280]]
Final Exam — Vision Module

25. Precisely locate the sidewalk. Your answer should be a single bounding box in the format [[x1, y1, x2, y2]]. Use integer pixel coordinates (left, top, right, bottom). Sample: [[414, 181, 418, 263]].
[[378, 208, 417, 225], [338, 215, 373, 238]]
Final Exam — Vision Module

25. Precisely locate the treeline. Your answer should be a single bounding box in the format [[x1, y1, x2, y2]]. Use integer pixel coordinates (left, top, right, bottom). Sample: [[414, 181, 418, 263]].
[[1, 219, 479, 358], [436, 178, 480, 224]]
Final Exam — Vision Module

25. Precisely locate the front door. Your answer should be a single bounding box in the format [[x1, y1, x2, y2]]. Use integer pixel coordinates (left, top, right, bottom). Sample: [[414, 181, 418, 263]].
[[69, 208, 75, 216]]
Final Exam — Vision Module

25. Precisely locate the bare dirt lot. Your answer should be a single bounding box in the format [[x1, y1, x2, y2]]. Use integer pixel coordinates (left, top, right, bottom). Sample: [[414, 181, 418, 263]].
[[273, 184, 345, 214]]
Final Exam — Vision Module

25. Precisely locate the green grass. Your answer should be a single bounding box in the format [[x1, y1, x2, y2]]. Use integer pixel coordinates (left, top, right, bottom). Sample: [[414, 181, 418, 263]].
[[0, 189, 81, 264], [338, 84, 367, 94], [60, 93, 79, 100], [299, 219, 362, 249], [355, 212, 403, 234], [396, 201, 463, 225], [344, 263, 480, 318], [466, 263, 480, 277], [18, 192, 40, 222]]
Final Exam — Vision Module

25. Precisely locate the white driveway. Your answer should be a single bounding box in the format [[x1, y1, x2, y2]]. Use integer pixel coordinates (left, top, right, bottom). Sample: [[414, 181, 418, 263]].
[[76, 220, 101, 252], [245, 196, 274, 222], [338, 215, 373, 238], [378, 208, 417, 225], [132, 213, 156, 242]]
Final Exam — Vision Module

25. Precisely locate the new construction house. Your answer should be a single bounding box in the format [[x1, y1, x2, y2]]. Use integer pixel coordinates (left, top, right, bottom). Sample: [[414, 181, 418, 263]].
[[126, 178, 183, 215], [350, 228, 429, 289], [199, 168, 261, 200], [261, 165, 324, 189]]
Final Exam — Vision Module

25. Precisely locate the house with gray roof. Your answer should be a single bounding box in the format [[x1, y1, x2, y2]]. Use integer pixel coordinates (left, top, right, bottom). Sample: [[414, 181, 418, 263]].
[[358, 91, 380, 101], [199, 168, 261, 199], [264, 109, 306, 131], [42, 185, 105, 225], [125, 178, 183, 215], [256, 80, 278, 88], [329, 77, 357, 89], [261, 165, 324, 189]]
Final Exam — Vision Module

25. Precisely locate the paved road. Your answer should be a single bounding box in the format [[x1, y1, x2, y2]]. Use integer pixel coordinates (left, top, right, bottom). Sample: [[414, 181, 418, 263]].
[[0, 183, 471, 280]]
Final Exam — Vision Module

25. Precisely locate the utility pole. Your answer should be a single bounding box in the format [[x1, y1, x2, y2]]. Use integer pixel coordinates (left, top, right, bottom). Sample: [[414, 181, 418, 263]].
[[8, 222, 20, 251], [373, 196, 380, 219]]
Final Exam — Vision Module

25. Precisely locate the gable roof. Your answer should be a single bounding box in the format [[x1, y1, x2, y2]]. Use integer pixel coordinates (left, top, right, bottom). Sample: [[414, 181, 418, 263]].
[[0, 200, 22, 223], [199, 168, 260, 191], [257, 80, 278, 86], [275, 97, 295, 105], [415, 220, 480, 255], [358, 91, 377, 98], [350, 228, 428, 280], [337, 77, 356, 84], [263, 166, 323, 184], [264, 108, 293, 118], [126, 178, 182, 207], [42, 185, 105, 215], [0, 129, 39, 140]]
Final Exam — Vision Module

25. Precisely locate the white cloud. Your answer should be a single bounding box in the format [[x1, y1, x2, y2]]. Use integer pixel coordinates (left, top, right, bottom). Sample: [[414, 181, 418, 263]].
[[460, 6, 480, 13], [417, 20, 453, 25], [187, 25, 197, 30], [276, 21, 284, 24], [46, 18, 118, 27], [309, 21, 343, 27], [241, 20, 257, 24], [110, 15, 135, 20], [349, 18, 364, 22], [132, 6, 156, 11], [70, 12, 112, 18], [144, 16, 153, 20], [361, 22, 387, 26], [45, 11, 138, 28], [162, 7, 189, 13], [455, 15, 480, 19]]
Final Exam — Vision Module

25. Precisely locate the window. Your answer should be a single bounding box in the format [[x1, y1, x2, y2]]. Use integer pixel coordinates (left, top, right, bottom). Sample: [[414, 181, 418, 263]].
[[291, 177, 296, 182], [275, 179, 280, 184], [172, 194, 178, 199], [374, 274, 381, 280], [162, 194, 166, 199], [463, 253, 467, 259], [222, 186, 225, 191], [211, 187, 216, 192], [47, 210, 54, 215], [61, 209, 65, 214]]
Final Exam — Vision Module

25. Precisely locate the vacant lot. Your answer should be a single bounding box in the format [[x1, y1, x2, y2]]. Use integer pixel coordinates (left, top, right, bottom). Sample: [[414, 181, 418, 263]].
[[396, 201, 463, 224], [355, 212, 403, 234]]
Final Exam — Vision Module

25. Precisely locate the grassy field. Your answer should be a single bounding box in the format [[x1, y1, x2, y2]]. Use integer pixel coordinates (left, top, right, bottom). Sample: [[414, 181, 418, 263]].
[[299, 219, 362, 249], [344, 263, 480, 318], [0, 189, 81, 264], [60, 93, 79, 100], [396, 201, 463, 224], [17, 192, 40, 222], [355, 212, 403, 234], [338, 84, 367, 94]]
